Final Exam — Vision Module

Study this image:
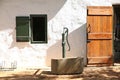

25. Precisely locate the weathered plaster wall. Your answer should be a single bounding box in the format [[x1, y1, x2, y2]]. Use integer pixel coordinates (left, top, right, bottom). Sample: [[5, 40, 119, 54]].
[[0, 0, 67, 68], [0, 0, 120, 68]]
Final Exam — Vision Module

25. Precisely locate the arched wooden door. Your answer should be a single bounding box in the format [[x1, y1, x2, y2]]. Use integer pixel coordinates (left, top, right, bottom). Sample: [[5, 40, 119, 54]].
[[87, 6, 113, 66]]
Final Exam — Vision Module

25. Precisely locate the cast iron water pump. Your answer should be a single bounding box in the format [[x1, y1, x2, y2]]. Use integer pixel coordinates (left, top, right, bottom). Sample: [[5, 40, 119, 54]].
[[62, 27, 70, 58]]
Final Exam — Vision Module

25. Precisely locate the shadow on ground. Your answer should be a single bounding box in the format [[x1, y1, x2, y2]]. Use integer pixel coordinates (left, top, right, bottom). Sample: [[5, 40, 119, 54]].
[[38, 67, 120, 80], [0, 65, 120, 80], [0, 75, 38, 80]]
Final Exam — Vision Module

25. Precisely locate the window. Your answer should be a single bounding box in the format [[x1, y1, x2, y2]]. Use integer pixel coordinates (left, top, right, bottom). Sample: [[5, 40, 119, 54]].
[[16, 14, 47, 43], [30, 15, 47, 43]]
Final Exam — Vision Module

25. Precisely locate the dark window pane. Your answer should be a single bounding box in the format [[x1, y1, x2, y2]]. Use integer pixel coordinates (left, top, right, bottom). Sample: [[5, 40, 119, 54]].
[[30, 15, 47, 43]]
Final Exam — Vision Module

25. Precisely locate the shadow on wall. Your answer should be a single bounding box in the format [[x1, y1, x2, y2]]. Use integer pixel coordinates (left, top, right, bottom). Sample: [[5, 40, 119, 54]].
[[4, 0, 67, 49], [46, 23, 87, 66]]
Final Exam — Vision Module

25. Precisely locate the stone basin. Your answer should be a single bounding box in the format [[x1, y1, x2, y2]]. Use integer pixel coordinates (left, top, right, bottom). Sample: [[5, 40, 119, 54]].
[[51, 57, 84, 75]]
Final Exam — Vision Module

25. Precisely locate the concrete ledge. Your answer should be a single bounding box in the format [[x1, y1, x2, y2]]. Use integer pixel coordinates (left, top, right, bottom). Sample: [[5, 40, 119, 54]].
[[51, 57, 84, 75]]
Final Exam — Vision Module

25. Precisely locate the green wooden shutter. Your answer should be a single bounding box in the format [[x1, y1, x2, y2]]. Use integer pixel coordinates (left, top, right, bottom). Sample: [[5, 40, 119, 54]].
[[16, 16, 29, 42]]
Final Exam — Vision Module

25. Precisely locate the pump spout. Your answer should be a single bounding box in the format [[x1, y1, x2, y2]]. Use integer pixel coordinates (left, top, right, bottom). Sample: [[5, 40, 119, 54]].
[[62, 27, 70, 58]]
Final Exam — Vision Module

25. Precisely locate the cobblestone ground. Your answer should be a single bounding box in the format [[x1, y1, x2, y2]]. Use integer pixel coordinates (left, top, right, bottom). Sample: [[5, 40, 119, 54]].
[[0, 63, 120, 80]]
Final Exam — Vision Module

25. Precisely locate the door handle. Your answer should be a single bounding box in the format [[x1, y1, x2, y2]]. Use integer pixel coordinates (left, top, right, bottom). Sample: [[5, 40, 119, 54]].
[[87, 24, 91, 33], [87, 24, 91, 43]]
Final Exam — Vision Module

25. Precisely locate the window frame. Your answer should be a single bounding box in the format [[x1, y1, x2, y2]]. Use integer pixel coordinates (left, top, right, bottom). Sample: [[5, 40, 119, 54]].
[[30, 14, 48, 44]]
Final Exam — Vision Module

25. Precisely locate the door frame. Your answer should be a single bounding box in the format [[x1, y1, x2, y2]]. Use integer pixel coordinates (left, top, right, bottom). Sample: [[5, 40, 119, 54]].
[[112, 4, 120, 63]]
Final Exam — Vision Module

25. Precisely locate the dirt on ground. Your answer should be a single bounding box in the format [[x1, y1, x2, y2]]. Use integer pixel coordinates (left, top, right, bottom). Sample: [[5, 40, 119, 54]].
[[0, 64, 120, 80]]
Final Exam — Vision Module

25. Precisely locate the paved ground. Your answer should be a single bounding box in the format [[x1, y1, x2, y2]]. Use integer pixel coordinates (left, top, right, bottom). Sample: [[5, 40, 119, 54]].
[[0, 63, 120, 80]]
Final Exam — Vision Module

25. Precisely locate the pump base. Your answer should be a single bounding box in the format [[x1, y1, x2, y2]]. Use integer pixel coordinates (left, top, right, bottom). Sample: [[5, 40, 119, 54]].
[[51, 57, 84, 75]]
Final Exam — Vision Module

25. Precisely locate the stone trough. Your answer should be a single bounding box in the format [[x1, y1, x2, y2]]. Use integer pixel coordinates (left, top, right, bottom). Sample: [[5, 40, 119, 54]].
[[51, 57, 84, 75]]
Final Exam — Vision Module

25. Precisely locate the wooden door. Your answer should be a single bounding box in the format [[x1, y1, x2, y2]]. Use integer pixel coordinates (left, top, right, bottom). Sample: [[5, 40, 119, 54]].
[[87, 6, 113, 66]]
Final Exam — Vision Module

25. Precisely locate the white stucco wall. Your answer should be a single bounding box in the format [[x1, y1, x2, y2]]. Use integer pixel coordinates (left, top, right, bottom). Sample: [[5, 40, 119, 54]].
[[0, 0, 120, 69]]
